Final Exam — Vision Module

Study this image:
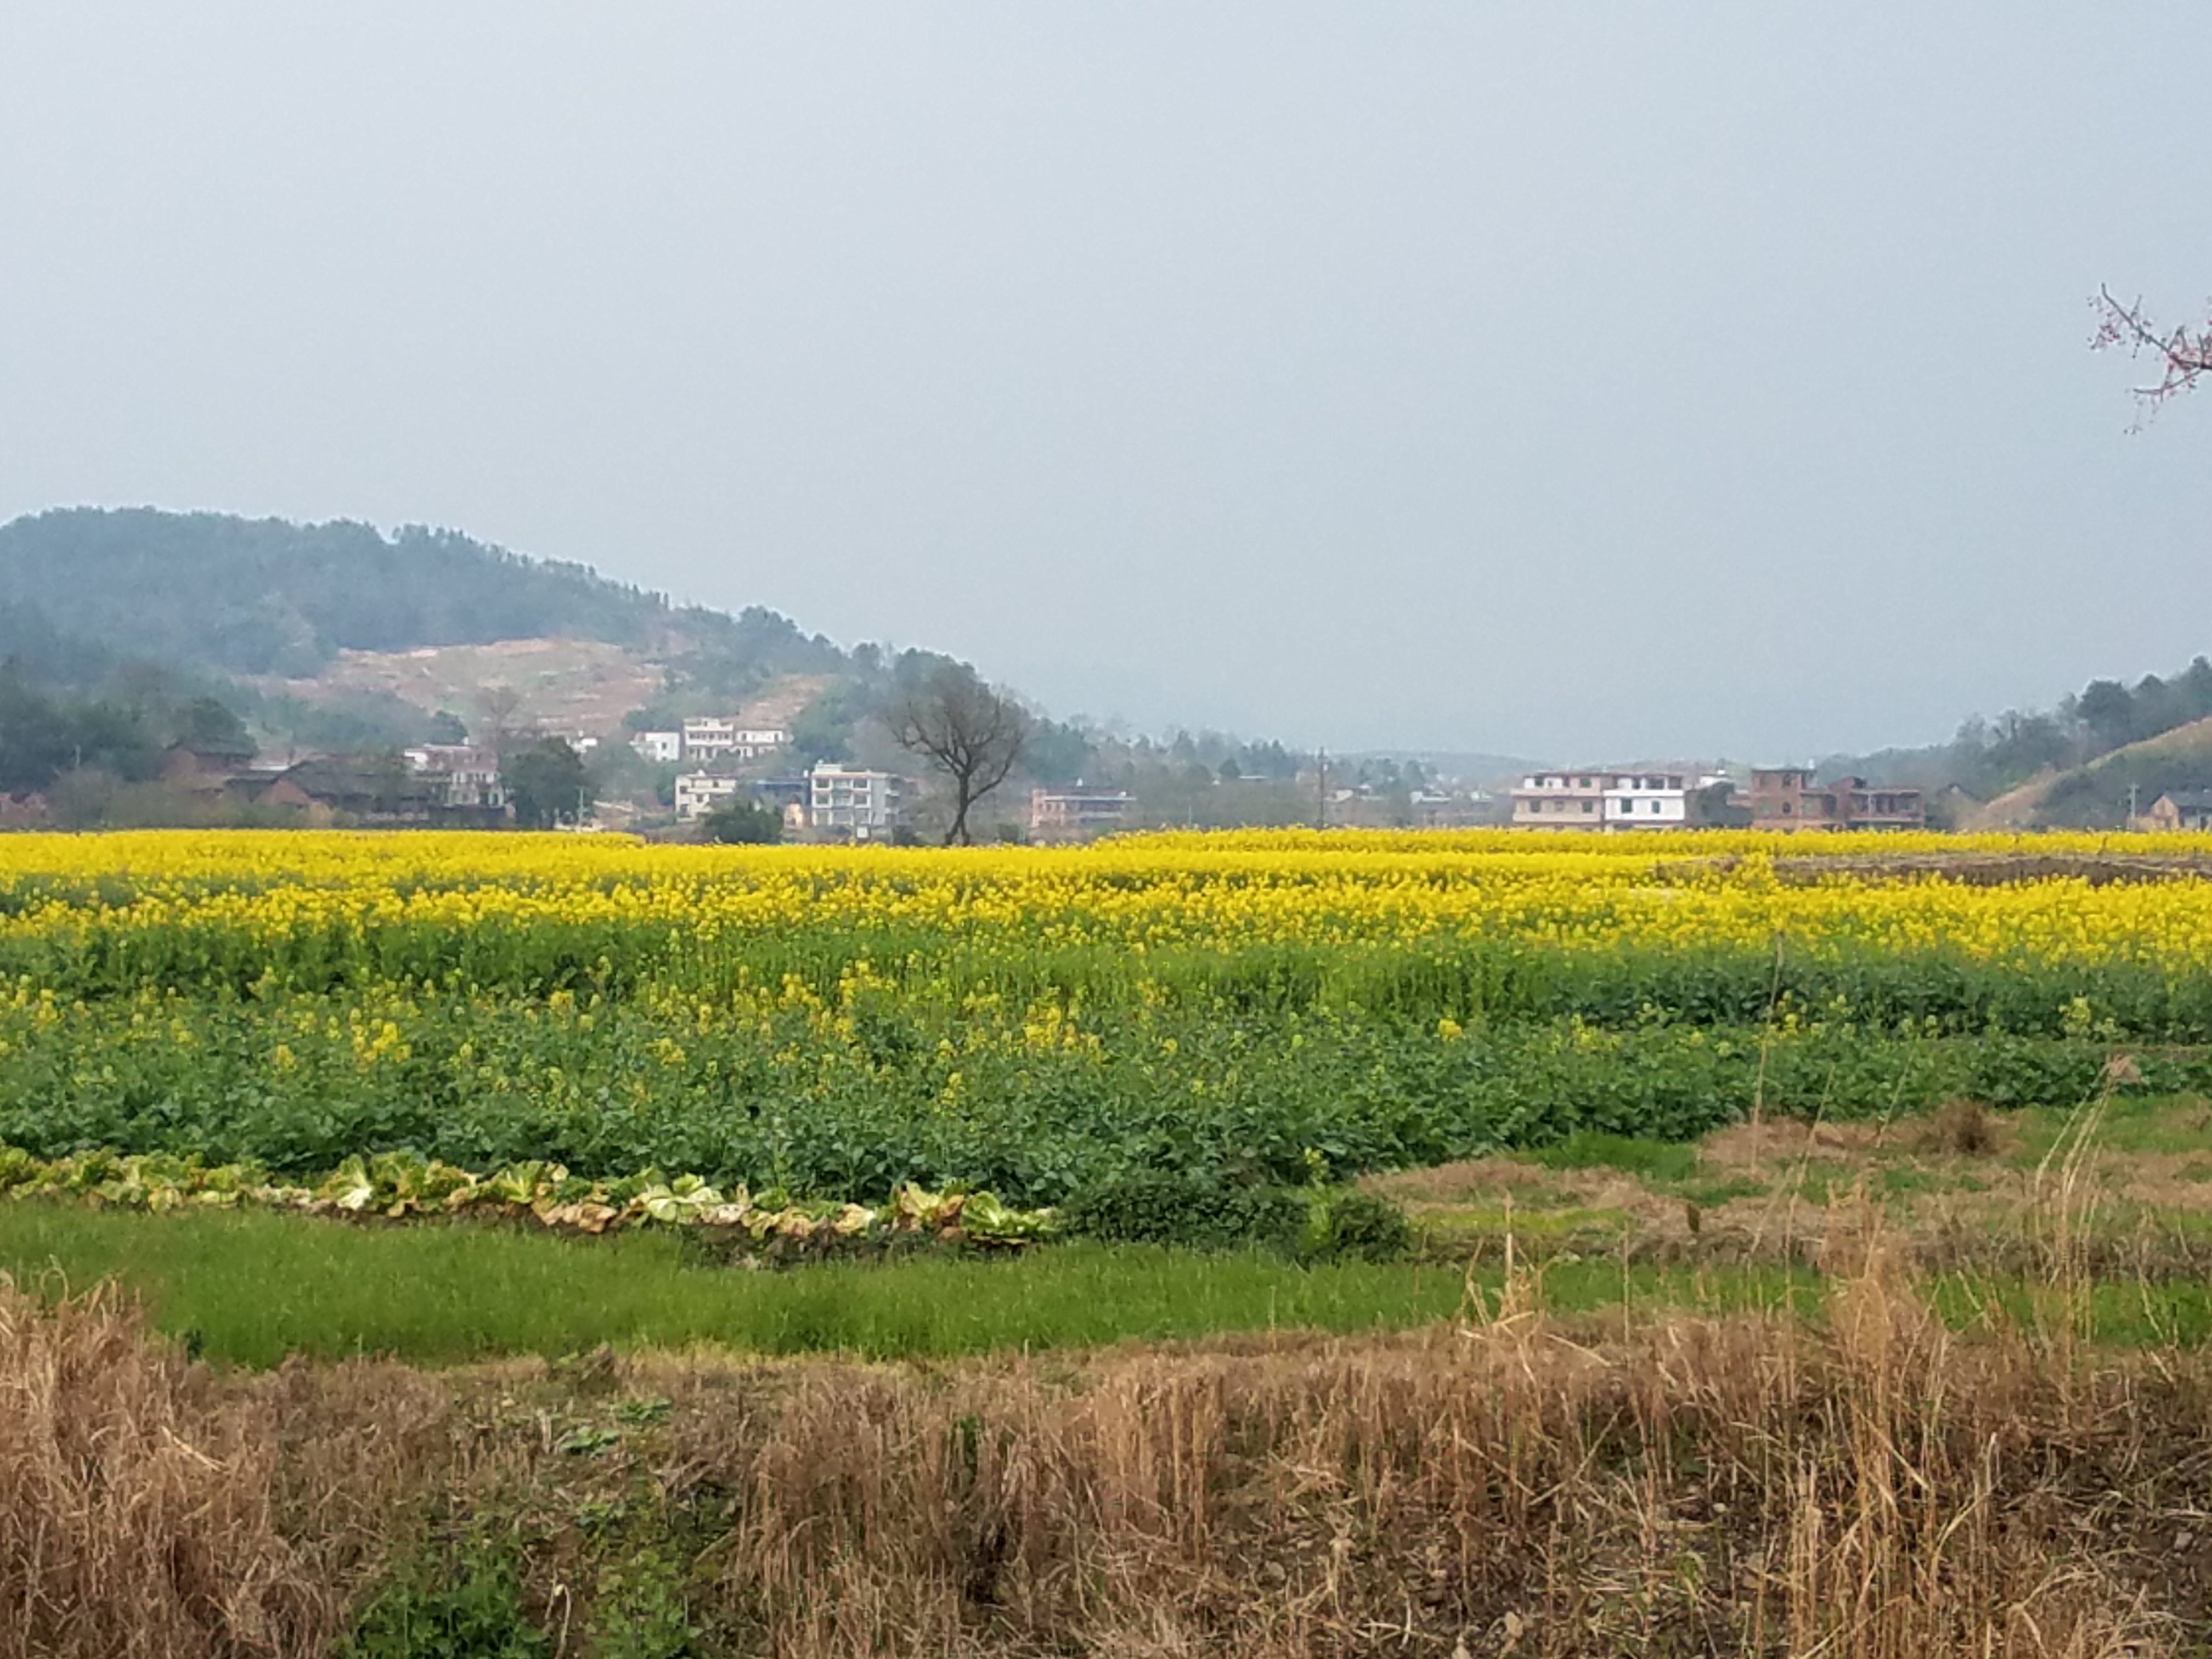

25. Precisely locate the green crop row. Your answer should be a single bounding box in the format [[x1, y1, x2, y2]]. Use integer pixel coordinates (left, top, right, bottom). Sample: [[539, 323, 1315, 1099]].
[[0, 985, 2161, 1205], [13, 924, 2212, 1037]]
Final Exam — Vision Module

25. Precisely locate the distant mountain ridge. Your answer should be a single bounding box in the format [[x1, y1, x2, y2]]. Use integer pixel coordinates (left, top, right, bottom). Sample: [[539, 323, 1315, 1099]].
[[0, 508, 696, 679], [0, 506, 865, 746]]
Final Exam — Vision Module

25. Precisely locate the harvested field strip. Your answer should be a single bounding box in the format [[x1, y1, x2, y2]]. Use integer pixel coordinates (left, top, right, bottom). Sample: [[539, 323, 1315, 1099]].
[[7, 1265, 2212, 1657]]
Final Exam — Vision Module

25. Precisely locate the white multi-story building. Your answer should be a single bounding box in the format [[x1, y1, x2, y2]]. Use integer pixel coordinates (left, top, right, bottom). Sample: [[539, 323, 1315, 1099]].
[[808, 763, 906, 837], [680, 718, 791, 761], [1601, 771, 1693, 829], [401, 744, 506, 809], [1513, 769, 1724, 831], [674, 772, 744, 820], [631, 730, 683, 764]]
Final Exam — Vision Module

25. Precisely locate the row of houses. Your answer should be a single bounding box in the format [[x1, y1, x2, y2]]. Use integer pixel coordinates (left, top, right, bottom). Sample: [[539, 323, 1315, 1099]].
[[675, 764, 911, 838], [631, 719, 792, 765], [1511, 766, 1927, 832], [1512, 769, 1722, 830], [149, 744, 515, 826], [676, 768, 1142, 843]]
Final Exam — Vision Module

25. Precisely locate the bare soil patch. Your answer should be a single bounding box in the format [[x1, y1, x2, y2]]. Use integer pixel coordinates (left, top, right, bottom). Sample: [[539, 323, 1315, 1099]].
[[253, 637, 667, 737], [252, 640, 838, 745], [1374, 1094, 2212, 1273]]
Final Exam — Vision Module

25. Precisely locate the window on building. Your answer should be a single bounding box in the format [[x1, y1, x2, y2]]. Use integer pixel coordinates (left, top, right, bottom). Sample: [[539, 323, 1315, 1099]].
[[1581, 800, 1594, 814]]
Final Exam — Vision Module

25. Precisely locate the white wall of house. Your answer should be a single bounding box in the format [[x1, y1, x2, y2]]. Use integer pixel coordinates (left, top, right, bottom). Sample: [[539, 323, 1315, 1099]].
[[678, 719, 791, 760], [1510, 771, 1612, 829], [808, 763, 905, 833], [674, 772, 743, 820], [400, 744, 506, 808], [1601, 772, 1690, 829]]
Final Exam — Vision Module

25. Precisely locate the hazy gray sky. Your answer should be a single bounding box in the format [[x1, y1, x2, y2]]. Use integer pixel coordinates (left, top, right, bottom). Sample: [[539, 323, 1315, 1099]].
[[4, 4, 2208, 761]]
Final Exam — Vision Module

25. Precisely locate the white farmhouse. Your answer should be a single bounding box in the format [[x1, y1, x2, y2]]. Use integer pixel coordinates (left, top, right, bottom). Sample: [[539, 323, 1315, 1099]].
[[674, 772, 744, 820], [400, 744, 505, 809], [808, 763, 906, 837], [1515, 768, 1730, 832], [1599, 771, 1692, 829], [681, 718, 791, 761]]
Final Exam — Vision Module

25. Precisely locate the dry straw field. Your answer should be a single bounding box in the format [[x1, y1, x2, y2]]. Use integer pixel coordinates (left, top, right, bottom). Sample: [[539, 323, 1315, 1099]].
[[6, 1237, 2207, 1658]]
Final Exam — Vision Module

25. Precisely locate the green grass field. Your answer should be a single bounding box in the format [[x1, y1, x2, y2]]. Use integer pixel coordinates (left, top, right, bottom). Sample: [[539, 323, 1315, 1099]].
[[0, 1201, 1826, 1367], [8, 1197, 2212, 1368]]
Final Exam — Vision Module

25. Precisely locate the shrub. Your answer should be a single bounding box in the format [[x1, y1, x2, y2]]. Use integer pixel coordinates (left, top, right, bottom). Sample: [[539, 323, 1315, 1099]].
[[1918, 1097, 2001, 1157], [698, 798, 781, 845], [341, 1538, 551, 1659], [1300, 1187, 1413, 1262], [1060, 1167, 1409, 1260], [1060, 1169, 1306, 1251]]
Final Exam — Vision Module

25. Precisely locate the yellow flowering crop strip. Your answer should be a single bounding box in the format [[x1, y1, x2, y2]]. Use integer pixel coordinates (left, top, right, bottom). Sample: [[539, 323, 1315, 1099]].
[[0, 828, 2207, 1206], [2, 827, 2211, 975]]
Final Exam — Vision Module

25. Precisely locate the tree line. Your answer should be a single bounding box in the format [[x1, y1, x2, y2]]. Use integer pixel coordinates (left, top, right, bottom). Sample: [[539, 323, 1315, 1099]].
[[0, 663, 253, 795]]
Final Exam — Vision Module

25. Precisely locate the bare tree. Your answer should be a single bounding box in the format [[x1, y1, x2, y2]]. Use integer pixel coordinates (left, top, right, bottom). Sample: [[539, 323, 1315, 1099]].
[[887, 661, 1030, 845], [476, 684, 528, 752], [2093, 286, 2212, 422]]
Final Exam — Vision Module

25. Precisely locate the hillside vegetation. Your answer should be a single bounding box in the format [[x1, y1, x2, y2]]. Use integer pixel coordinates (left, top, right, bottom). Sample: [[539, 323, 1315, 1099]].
[[0, 508, 869, 769], [0, 509, 676, 676], [1951, 714, 2212, 830], [0, 507, 851, 698], [1833, 653, 2212, 825], [0, 507, 1349, 831]]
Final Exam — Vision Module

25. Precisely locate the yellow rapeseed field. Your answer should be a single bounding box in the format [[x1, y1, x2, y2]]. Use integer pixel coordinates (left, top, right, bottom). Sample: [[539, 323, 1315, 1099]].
[[1, 827, 2207, 1197], [0, 827, 2207, 969]]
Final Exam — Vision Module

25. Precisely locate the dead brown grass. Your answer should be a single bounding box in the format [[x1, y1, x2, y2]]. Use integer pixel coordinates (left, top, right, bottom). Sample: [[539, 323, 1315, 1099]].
[[1701, 1118, 1880, 1168], [636, 1283, 2194, 1656], [1915, 1096, 2005, 1157], [0, 1277, 447, 1659], [6, 1254, 2211, 1656]]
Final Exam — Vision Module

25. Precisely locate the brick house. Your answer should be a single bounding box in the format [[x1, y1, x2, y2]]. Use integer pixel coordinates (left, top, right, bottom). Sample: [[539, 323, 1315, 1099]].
[[1748, 769, 1923, 831], [1029, 786, 1137, 843], [2141, 789, 2212, 833]]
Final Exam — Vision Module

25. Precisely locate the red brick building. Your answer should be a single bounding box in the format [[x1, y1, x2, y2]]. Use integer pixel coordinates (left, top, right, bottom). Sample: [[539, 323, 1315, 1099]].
[[1748, 769, 1923, 831]]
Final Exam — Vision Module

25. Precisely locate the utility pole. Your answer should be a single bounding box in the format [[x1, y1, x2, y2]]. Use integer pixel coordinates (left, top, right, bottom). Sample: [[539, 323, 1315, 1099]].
[[2128, 781, 2141, 828], [1316, 748, 1328, 831]]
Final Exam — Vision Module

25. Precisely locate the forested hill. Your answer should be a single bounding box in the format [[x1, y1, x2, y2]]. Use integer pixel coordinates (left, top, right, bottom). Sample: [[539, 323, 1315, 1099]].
[[0, 508, 843, 681]]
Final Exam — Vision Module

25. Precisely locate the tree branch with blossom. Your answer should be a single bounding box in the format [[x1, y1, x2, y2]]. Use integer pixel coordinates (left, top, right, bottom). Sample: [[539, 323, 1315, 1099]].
[[2093, 286, 2212, 425]]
